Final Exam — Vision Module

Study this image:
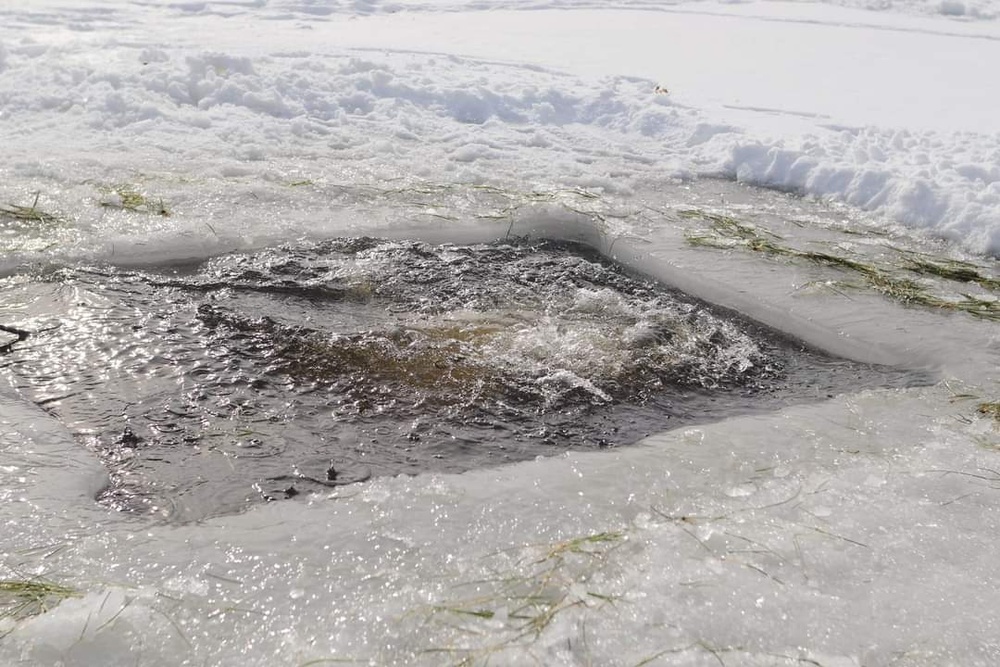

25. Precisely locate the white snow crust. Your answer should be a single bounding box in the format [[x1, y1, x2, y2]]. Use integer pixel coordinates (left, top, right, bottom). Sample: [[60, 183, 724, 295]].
[[1, 1, 1000, 666], [1, 0, 1000, 258]]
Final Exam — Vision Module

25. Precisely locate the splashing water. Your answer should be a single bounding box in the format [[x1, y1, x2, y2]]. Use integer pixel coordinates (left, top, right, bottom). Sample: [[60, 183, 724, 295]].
[[0, 238, 925, 520]]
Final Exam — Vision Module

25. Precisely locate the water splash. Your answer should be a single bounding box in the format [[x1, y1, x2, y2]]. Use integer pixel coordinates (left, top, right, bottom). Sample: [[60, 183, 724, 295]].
[[0, 238, 924, 520]]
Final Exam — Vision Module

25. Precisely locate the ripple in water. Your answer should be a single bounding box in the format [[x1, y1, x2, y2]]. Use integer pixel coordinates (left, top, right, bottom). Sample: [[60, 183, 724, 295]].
[[0, 238, 925, 520]]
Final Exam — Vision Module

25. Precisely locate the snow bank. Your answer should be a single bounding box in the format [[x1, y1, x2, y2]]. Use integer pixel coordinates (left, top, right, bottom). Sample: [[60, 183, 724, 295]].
[[2, 2, 999, 256], [721, 131, 1000, 256]]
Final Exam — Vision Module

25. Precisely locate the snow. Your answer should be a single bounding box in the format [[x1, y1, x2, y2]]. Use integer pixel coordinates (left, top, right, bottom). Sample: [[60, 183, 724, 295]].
[[1, 0, 999, 665], [2, 1, 1000, 257]]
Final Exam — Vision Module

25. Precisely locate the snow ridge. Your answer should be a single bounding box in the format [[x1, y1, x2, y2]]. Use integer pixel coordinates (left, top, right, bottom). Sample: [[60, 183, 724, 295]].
[[720, 129, 1000, 256]]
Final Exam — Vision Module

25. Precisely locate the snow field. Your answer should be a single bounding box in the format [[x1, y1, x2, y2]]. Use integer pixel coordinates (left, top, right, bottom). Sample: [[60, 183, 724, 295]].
[[2, 1, 1000, 256]]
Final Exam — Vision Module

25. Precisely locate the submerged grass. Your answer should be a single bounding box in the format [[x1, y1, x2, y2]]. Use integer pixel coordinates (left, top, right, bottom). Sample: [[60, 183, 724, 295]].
[[681, 208, 783, 245], [682, 208, 1000, 321], [899, 252, 1000, 291], [415, 530, 626, 665], [411, 504, 822, 665]]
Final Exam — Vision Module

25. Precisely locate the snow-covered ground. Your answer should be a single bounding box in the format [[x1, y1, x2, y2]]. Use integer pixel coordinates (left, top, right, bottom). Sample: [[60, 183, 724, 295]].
[[2, 0, 1000, 259], [1, 0, 999, 665]]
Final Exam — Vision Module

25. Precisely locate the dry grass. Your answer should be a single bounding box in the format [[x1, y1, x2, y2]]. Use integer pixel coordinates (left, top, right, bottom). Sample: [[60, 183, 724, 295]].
[[682, 208, 1000, 321], [978, 402, 1000, 423], [0, 192, 59, 225], [899, 252, 1000, 291], [99, 184, 171, 216], [0, 576, 79, 622]]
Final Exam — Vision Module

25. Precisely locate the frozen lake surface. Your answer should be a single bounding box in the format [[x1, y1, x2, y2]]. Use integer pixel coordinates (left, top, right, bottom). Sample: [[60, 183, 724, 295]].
[[2, 176, 998, 666], [1, 0, 999, 665]]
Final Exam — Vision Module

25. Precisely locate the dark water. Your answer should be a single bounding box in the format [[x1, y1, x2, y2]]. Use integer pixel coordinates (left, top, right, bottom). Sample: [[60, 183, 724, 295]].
[[0, 238, 926, 520]]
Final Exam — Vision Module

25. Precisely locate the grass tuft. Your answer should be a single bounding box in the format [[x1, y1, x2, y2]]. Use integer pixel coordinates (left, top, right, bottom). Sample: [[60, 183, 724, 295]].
[[978, 402, 1000, 423], [99, 184, 171, 216], [0, 576, 79, 620], [0, 192, 60, 225]]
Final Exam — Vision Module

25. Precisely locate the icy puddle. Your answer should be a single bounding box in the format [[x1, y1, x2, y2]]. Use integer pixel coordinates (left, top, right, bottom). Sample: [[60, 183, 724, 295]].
[[0, 237, 926, 520]]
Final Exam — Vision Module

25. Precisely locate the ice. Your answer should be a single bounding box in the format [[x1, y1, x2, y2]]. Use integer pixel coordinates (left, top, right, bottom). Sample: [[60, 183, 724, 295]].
[[2, 202, 998, 663], [1, 0, 999, 664], [3, 379, 1000, 665]]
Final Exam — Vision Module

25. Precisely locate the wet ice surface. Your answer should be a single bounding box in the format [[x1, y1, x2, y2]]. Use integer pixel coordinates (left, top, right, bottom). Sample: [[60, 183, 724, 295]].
[[0, 180, 996, 666], [0, 237, 924, 520]]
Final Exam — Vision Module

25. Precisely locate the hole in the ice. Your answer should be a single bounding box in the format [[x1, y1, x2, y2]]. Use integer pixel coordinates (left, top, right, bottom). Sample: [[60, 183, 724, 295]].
[[0, 237, 929, 521]]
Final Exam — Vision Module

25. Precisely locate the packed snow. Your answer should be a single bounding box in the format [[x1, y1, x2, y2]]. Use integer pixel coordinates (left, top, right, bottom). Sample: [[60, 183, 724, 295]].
[[1, 0, 999, 666]]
